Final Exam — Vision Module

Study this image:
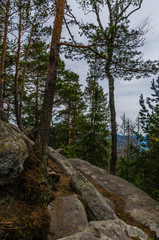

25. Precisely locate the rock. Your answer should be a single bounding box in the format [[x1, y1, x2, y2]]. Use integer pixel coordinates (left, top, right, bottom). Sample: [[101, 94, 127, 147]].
[[0, 120, 28, 185], [58, 233, 100, 240], [47, 195, 88, 240], [48, 147, 75, 176], [118, 220, 148, 240], [58, 219, 148, 240], [0, 107, 7, 121], [69, 158, 159, 238], [71, 171, 117, 221], [57, 232, 100, 240], [88, 220, 131, 240]]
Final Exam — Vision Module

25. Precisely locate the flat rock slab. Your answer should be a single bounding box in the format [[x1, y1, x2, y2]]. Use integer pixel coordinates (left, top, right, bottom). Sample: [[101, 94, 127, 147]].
[[47, 195, 88, 240], [71, 171, 117, 221], [58, 219, 148, 240], [69, 158, 159, 237]]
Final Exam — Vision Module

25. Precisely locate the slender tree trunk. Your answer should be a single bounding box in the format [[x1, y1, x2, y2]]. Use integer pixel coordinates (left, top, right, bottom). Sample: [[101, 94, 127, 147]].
[[105, 68, 117, 174], [67, 104, 71, 145], [6, 98, 11, 120], [73, 103, 76, 144], [127, 119, 130, 159], [19, 21, 34, 128], [35, 72, 39, 128], [14, 0, 22, 129], [0, 0, 10, 108], [34, 0, 65, 158]]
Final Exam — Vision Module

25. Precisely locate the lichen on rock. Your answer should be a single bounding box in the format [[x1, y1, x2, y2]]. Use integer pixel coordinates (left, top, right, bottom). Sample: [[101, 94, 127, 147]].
[[0, 120, 28, 185]]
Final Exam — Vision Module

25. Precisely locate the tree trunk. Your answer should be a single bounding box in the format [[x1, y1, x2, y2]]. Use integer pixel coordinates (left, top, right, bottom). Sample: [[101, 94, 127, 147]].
[[34, 0, 65, 158], [67, 101, 71, 145], [19, 21, 34, 128], [73, 103, 76, 144], [35, 72, 39, 128], [14, 0, 22, 129], [105, 68, 117, 174], [0, 0, 10, 108]]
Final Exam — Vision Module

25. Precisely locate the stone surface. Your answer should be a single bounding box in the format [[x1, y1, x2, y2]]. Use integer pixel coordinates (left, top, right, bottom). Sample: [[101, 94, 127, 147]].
[[58, 233, 100, 240], [48, 147, 75, 176], [58, 219, 148, 240], [71, 171, 117, 221], [69, 158, 159, 237], [0, 120, 28, 185], [47, 195, 88, 240], [0, 107, 7, 121]]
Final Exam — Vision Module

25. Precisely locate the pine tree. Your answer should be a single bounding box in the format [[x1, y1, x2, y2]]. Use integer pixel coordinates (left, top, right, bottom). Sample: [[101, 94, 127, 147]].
[[81, 69, 110, 168], [50, 60, 85, 154], [118, 78, 159, 201], [61, 0, 159, 174]]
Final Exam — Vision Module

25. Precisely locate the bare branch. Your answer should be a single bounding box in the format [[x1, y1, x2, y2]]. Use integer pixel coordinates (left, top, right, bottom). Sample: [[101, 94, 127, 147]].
[[106, 0, 113, 25], [64, 16, 76, 43], [116, 2, 132, 23], [60, 41, 108, 60], [124, 0, 143, 20], [93, 0, 103, 31]]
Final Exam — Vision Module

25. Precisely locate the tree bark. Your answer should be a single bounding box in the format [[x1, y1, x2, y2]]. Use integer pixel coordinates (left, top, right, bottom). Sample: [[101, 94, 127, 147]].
[[73, 103, 76, 144], [67, 101, 71, 145], [105, 67, 117, 174], [19, 21, 35, 129], [0, 0, 10, 108], [35, 72, 39, 128], [34, 0, 65, 158], [14, 0, 22, 129]]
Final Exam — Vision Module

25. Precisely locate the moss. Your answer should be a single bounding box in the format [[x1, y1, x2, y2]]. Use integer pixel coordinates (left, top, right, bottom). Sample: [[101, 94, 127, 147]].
[[0, 141, 52, 240], [0, 143, 9, 150]]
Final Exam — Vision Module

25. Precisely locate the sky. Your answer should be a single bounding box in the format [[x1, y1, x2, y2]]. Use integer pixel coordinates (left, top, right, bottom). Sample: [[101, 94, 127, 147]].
[[62, 0, 159, 126]]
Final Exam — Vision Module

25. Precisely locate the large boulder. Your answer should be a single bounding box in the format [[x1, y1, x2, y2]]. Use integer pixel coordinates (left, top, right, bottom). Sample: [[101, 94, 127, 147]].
[[47, 195, 88, 240], [0, 120, 28, 185]]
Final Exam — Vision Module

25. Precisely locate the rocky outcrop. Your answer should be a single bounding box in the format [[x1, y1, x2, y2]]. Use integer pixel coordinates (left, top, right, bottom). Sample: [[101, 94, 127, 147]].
[[58, 219, 148, 240], [71, 171, 117, 221], [69, 158, 159, 238], [47, 195, 88, 240], [1, 121, 158, 240], [0, 120, 28, 185], [48, 148, 117, 222]]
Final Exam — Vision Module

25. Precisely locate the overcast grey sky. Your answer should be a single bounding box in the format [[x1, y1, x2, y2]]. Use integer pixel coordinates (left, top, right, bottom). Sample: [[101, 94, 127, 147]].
[[62, 0, 159, 125]]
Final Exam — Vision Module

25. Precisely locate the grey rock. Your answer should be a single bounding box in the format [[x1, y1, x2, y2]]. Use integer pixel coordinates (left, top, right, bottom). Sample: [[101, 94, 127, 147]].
[[58, 233, 100, 240], [0, 107, 7, 121], [118, 220, 148, 240], [48, 147, 75, 176], [71, 171, 117, 221], [88, 220, 131, 240], [58, 219, 148, 240], [0, 120, 28, 185], [69, 158, 159, 238], [47, 195, 88, 240]]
